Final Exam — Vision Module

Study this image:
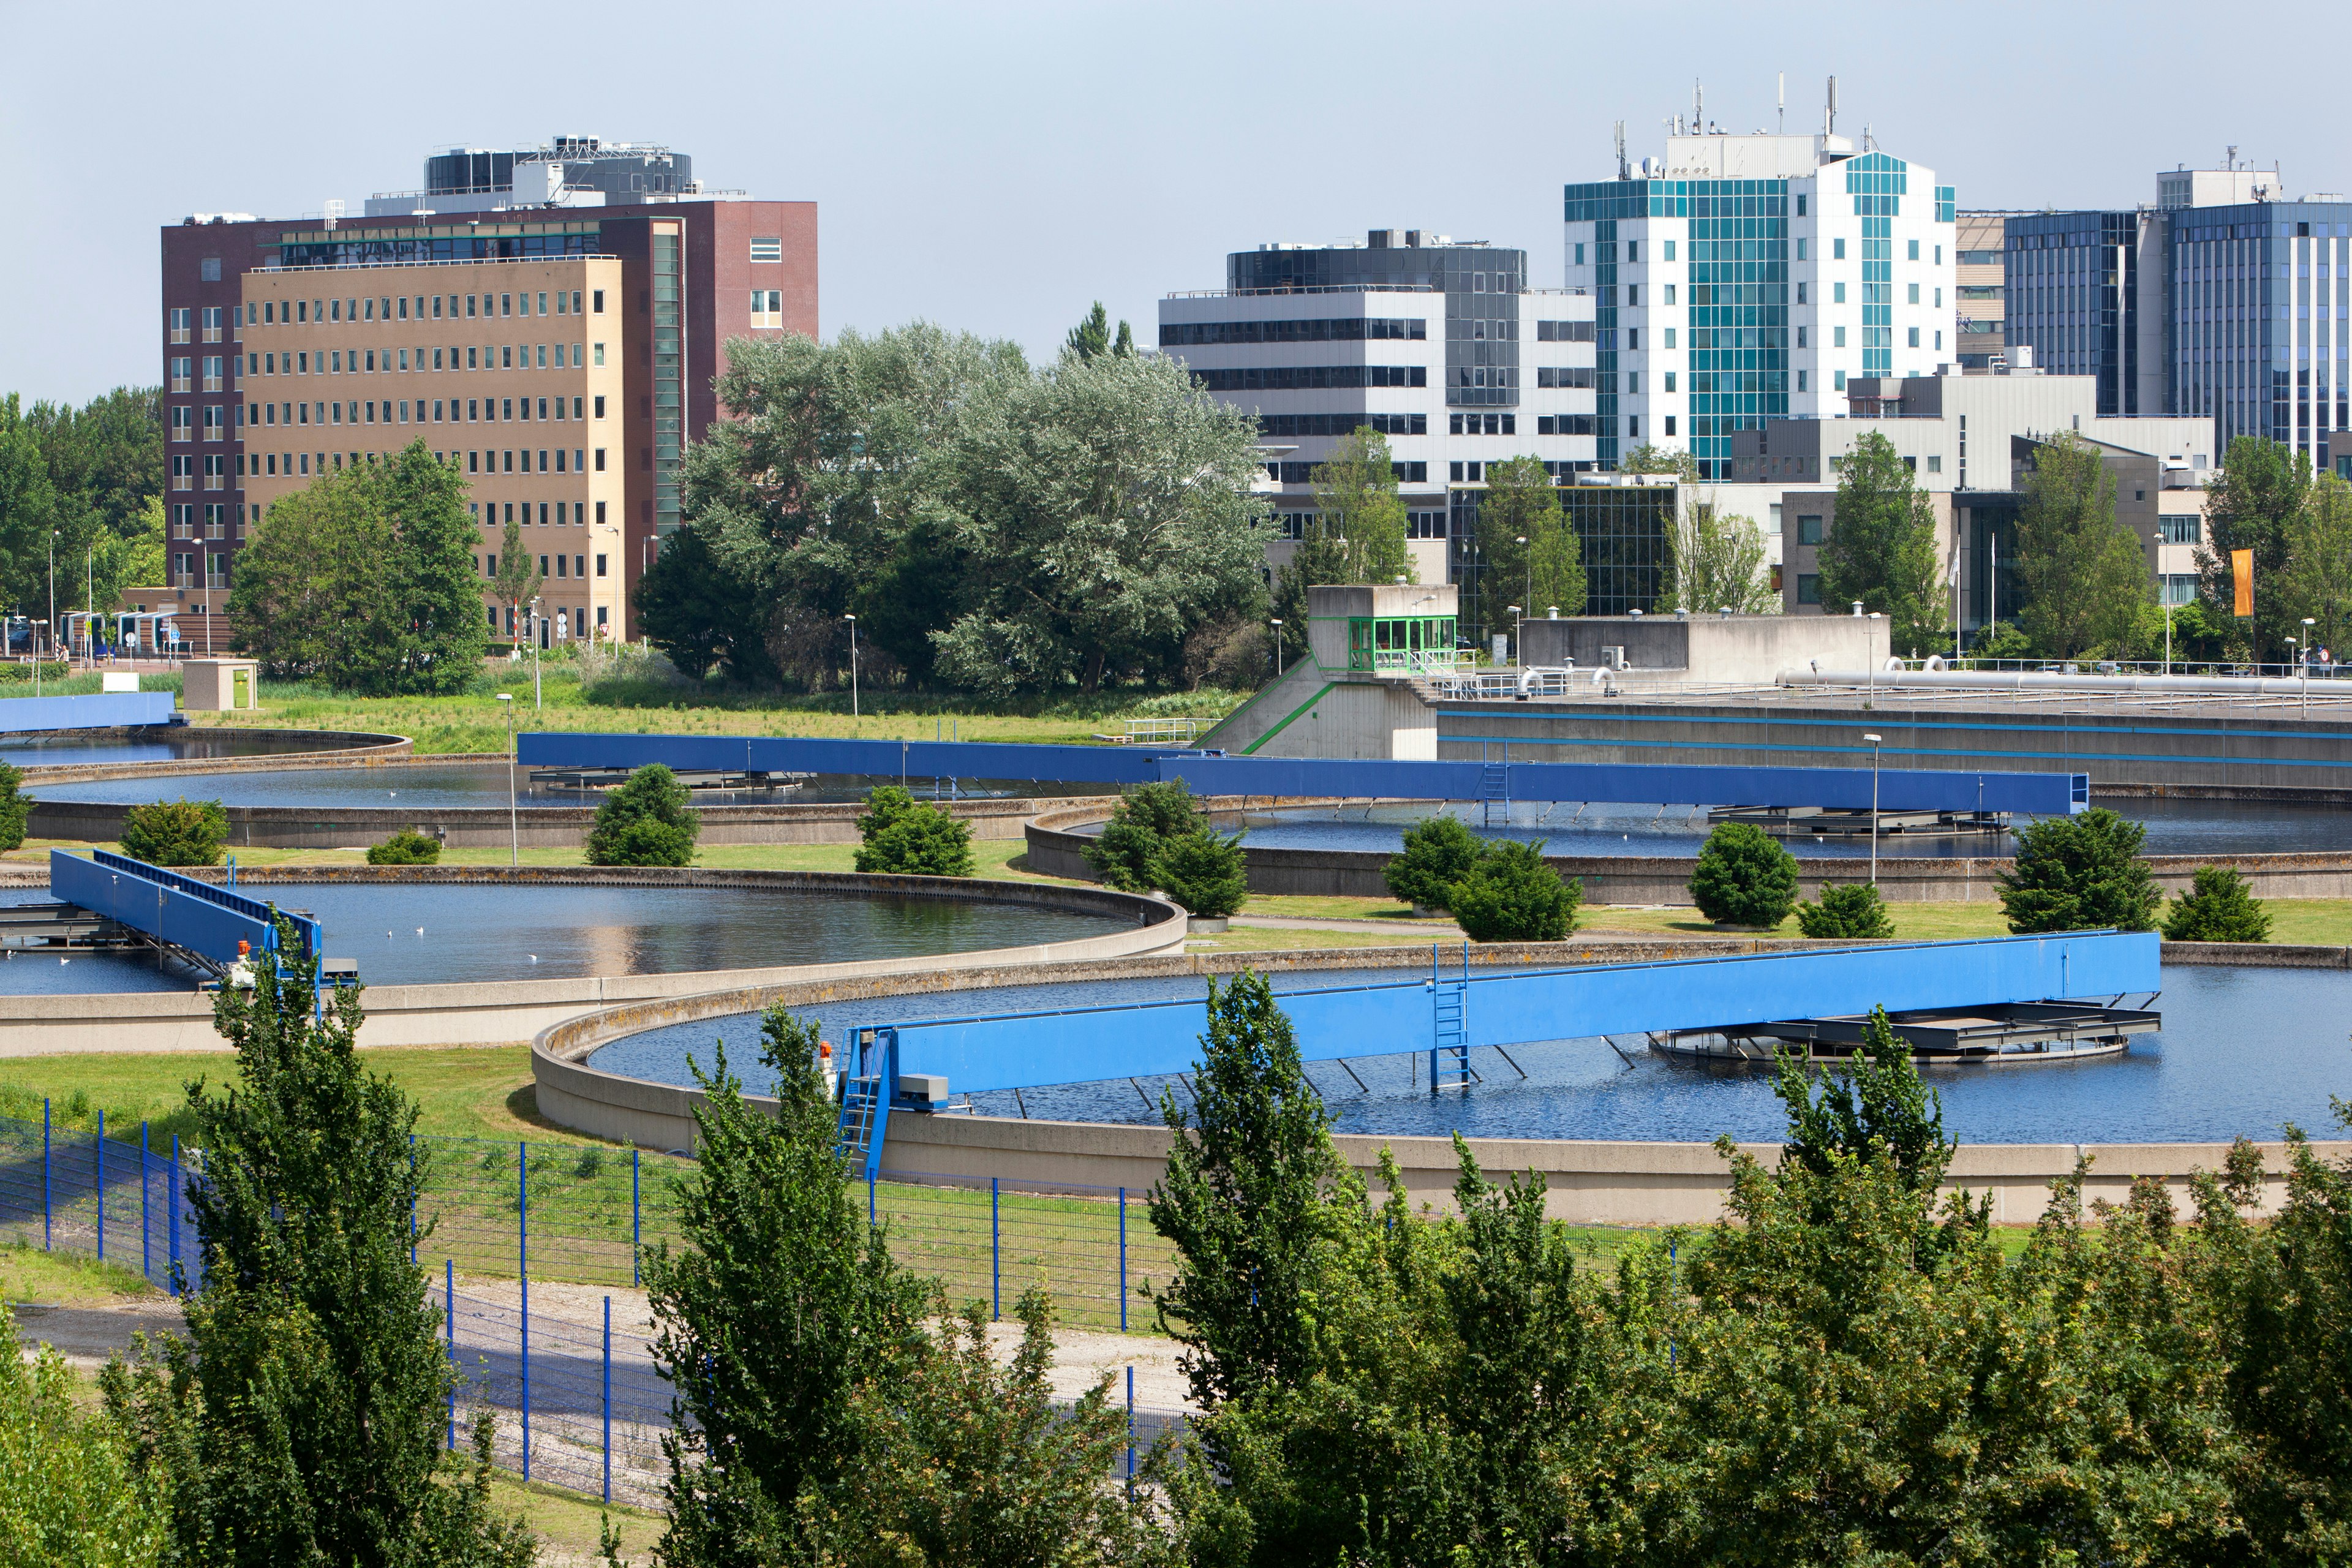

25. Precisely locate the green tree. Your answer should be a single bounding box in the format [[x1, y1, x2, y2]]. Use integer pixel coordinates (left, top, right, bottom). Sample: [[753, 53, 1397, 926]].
[[1998, 806, 2161, 933], [1156, 827, 1250, 919], [1477, 456, 1581, 634], [0, 1302, 169, 1566], [491, 505, 543, 643], [105, 915, 535, 1568], [1064, 300, 1134, 363], [1795, 880, 1895, 939], [633, 522, 769, 682], [1148, 972, 1359, 1413], [0, 393, 62, 619], [1384, 813, 1486, 911], [644, 1005, 932, 1567], [119, 797, 228, 866], [2162, 864, 2271, 943], [1619, 441, 1700, 480], [2010, 432, 2149, 657], [1689, 820, 1800, 927], [1306, 426, 1412, 586], [365, 828, 440, 865], [1448, 838, 1578, 941], [1662, 500, 1778, 615], [1773, 1006, 1955, 1202], [932, 350, 1271, 692], [2282, 472, 2352, 659], [1082, 778, 1204, 892], [852, 785, 974, 877], [1818, 430, 1948, 653], [0, 760, 29, 851], [2198, 434, 2310, 666], [586, 764, 700, 867]]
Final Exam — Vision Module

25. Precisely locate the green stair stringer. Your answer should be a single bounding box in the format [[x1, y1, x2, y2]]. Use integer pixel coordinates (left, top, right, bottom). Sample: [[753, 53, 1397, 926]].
[[1196, 662, 1336, 756]]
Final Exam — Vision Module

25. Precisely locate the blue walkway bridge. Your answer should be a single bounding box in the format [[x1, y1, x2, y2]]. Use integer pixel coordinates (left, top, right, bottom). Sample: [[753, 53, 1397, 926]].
[[0, 692, 178, 734], [518, 733, 2088, 817], [833, 931, 2158, 1177], [46, 850, 323, 982]]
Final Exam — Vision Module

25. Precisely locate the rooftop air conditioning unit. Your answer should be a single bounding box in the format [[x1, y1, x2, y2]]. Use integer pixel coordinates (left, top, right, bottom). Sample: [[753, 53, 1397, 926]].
[[1601, 646, 1627, 670]]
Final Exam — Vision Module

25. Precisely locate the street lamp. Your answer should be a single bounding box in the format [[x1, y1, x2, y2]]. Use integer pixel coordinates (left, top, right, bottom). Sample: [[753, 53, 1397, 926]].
[[1863, 732, 1883, 888], [1507, 605, 1522, 668], [1269, 618, 1284, 676], [1515, 535, 1530, 616], [528, 595, 543, 711], [2302, 617, 2318, 715], [496, 693, 517, 867], [843, 613, 859, 718]]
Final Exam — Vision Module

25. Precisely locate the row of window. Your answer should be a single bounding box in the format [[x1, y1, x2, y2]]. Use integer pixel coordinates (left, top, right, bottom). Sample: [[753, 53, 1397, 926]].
[[1256, 413, 1428, 437], [1575, 238, 1949, 266], [486, 603, 610, 640], [1452, 413, 1517, 435], [1275, 509, 1451, 541], [1535, 367, 1596, 388], [1265, 461, 1430, 484], [254, 342, 605, 374], [1532, 320, 1596, 342], [1162, 317, 1427, 346], [247, 396, 605, 429], [243, 290, 602, 326], [1191, 365, 1428, 391], [251, 445, 605, 481], [473, 500, 602, 528]]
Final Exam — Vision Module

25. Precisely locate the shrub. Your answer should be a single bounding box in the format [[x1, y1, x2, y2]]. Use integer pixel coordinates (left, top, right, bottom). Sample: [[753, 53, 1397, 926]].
[[1449, 839, 1580, 943], [0, 762, 28, 852], [1998, 807, 2160, 933], [1689, 821, 1800, 928], [0, 1303, 169, 1564], [853, 786, 974, 877], [1083, 779, 1205, 892], [1384, 814, 1487, 911], [1156, 829, 1250, 918], [365, 827, 441, 865], [1796, 881, 1896, 940], [586, 764, 699, 867], [2162, 864, 2271, 943], [118, 797, 229, 867]]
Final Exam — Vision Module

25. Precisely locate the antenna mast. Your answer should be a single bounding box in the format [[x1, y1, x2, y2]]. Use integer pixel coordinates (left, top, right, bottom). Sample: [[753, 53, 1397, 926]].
[[1826, 75, 1838, 136], [1615, 121, 1629, 180], [1777, 72, 1785, 133]]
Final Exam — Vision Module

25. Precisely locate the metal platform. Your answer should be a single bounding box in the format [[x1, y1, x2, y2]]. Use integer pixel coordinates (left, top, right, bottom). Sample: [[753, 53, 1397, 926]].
[[1656, 997, 2162, 1065], [526, 767, 810, 793], [1707, 804, 2010, 840]]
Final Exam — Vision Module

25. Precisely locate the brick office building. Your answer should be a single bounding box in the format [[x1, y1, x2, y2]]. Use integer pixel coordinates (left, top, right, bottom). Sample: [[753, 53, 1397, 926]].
[[160, 137, 815, 649]]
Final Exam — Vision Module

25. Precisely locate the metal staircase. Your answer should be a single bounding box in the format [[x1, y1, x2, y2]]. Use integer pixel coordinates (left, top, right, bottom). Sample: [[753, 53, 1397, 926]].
[[1430, 944, 1474, 1092], [834, 1027, 897, 1182]]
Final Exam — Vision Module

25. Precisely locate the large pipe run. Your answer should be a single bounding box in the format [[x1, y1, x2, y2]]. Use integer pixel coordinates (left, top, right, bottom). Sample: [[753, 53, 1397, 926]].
[[1779, 668, 2352, 701]]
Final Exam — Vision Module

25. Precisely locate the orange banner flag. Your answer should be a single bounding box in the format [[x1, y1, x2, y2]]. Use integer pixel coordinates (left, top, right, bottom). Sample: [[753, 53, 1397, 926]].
[[2232, 549, 2254, 617]]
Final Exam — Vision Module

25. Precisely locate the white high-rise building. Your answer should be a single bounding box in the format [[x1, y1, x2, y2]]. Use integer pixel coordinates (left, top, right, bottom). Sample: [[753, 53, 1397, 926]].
[[1564, 113, 1956, 479]]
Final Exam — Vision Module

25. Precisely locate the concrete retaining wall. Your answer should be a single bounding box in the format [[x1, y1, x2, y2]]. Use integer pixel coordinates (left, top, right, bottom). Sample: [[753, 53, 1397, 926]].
[[0, 868, 1186, 1057], [529, 944, 2345, 1224], [17, 728, 412, 785], [1025, 802, 2352, 904]]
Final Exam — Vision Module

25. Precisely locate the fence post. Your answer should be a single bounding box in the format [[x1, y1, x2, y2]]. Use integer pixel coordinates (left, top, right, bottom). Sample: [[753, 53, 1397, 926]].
[[95, 1110, 105, 1263], [868, 1175, 876, 1227], [1118, 1187, 1129, 1333], [990, 1177, 1001, 1322], [1126, 1366, 1136, 1492], [168, 1133, 181, 1297], [140, 1122, 151, 1286], [42, 1099, 51, 1250], [630, 1148, 641, 1287], [602, 1295, 612, 1506], [519, 1139, 530, 1483], [446, 1258, 456, 1453]]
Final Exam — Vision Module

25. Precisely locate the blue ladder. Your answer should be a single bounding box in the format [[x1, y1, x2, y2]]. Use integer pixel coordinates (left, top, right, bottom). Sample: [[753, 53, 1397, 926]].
[[1430, 943, 1474, 1092], [1478, 742, 1510, 827], [834, 1028, 896, 1182]]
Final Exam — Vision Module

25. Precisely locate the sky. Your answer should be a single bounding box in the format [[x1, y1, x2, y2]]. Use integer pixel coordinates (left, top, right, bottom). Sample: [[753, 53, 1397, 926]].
[[6, 0, 2347, 405]]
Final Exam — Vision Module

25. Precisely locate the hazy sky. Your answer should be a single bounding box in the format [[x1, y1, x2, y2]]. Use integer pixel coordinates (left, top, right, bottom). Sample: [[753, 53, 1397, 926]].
[[7, 0, 2345, 405]]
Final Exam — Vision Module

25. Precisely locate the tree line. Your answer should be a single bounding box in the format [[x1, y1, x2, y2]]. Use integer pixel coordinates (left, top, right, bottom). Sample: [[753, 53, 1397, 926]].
[[0, 386, 167, 630]]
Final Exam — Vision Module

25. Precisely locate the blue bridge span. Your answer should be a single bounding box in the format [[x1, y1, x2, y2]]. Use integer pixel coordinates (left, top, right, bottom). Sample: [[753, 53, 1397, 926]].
[[518, 733, 2087, 816]]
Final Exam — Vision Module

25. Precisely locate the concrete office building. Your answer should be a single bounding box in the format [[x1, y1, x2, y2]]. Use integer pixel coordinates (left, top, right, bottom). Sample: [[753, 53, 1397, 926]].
[[160, 135, 815, 646], [1954, 211, 2022, 370], [1159, 230, 1598, 602], [1563, 112, 1956, 478]]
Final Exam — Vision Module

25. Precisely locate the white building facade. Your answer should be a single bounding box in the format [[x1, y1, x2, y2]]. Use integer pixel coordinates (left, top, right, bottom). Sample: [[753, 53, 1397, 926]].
[[1564, 131, 1957, 478], [1159, 230, 1597, 585]]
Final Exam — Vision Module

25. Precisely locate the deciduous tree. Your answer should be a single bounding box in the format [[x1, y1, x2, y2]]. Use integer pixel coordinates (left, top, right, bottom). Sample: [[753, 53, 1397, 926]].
[[1663, 501, 1777, 614], [2282, 472, 2352, 660], [2197, 434, 2311, 665], [1818, 430, 1948, 653], [2012, 432, 2150, 657]]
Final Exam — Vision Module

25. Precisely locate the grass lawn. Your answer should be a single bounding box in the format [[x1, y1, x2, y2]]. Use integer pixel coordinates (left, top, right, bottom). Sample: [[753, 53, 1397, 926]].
[[1, 1239, 161, 1305]]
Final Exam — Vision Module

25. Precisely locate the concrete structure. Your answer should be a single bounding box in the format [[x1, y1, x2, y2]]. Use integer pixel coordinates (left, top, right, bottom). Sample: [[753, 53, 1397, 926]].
[[0, 867, 1184, 1055], [1518, 609, 1887, 684], [180, 658, 259, 711], [1159, 229, 1597, 590], [1200, 583, 1457, 758], [1954, 210, 2022, 370], [161, 135, 816, 644], [1564, 99, 1957, 477]]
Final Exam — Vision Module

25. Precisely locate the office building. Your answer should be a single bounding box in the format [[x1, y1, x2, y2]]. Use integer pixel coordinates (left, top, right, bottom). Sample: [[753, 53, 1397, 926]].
[[160, 135, 815, 646], [1954, 210, 2019, 369], [1160, 230, 1598, 622], [1563, 112, 1957, 478]]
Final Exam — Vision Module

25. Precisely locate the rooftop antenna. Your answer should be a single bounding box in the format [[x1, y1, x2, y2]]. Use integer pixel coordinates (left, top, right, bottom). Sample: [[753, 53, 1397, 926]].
[[1826, 75, 1838, 136], [1694, 79, 1703, 135], [1777, 72, 1785, 133], [2226, 143, 2237, 170], [1615, 121, 1629, 180]]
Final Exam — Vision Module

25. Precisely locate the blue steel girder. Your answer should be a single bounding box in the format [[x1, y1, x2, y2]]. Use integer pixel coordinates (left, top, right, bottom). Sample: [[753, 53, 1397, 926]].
[[48, 850, 322, 973], [514, 733, 2086, 816], [881, 932, 2158, 1094]]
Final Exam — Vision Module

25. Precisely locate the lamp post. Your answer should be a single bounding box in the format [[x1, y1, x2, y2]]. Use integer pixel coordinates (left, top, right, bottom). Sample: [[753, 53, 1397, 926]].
[[529, 596, 543, 711], [47, 529, 56, 671], [1507, 605, 1522, 668], [1863, 731, 1883, 888], [1269, 617, 1283, 677], [843, 613, 859, 718], [2302, 617, 2317, 715], [1516, 535, 1530, 617], [497, 693, 517, 867], [2164, 600, 2175, 677]]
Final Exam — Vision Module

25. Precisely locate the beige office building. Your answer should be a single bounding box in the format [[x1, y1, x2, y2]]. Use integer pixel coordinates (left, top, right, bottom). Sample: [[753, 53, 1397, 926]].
[[1954, 210, 2020, 370], [238, 256, 628, 644]]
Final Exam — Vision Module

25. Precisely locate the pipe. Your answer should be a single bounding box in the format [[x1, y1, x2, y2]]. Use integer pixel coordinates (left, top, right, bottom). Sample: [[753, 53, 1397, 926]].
[[1779, 668, 2351, 699]]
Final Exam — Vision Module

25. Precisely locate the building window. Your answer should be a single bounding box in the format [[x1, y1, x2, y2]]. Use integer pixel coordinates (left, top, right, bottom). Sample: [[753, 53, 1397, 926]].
[[750, 289, 783, 326], [1664, 372, 1676, 393], [199, 257, 221, 282], [1797, 573, 1822, 605], [1833, 238, 1845, 260], [1834, 370, 1847, 391], [1908, 327, 1921, 349], [1797, 515, 1825, 545], [1664, 417, 1676, 437], [1926, 454, 1942, 473], [750, 237, 783, 263]]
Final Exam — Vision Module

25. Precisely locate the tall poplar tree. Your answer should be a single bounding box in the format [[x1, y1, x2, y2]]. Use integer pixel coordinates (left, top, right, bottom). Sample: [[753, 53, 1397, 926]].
[[2196, 434, 2310, 664], [2282, 472, 2352, 658], [2011, 431, 2150, 657], [1479, 456, 1585, 629], [1817, 430, 1948, 654]]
